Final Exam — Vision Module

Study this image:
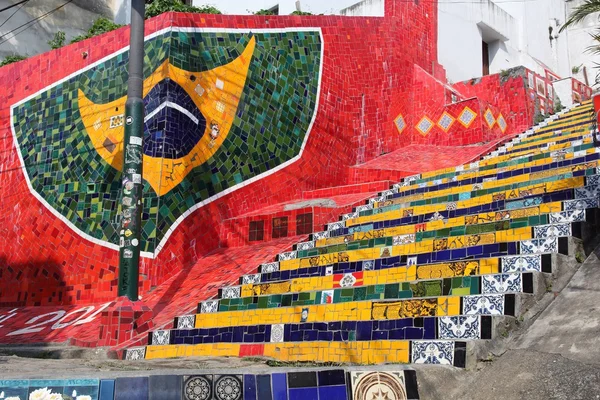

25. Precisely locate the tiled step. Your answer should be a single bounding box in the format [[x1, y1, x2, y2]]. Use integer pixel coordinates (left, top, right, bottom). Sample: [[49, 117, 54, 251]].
[[212, 271, 537, 312], [154, 315, 497, 346]]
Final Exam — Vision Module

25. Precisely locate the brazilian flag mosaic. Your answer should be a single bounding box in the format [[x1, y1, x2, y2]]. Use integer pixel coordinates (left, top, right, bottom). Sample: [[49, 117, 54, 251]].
[[11, 28, 322, 255]]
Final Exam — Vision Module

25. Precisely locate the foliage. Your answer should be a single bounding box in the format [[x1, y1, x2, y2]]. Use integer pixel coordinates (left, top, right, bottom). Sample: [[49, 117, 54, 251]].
[[290, 10, 312, 15], [145, 0, 221, 18], [554, 97, 564, 114], [560, 0, 600, 32], [0, 54, 27, 67], [572, 65, 582, 74], [70, 17, 123, 43], [534, 113, 546, 124], [254, 9, 276, 15], [48, 31, 66, 49]]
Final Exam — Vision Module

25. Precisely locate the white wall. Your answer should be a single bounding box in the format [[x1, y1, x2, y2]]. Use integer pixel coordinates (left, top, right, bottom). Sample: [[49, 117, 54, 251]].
[[564, 0, 600, 86], [437, 0, 519, 82], [340, 0, 384, 17], [553, 78, 575, 107]]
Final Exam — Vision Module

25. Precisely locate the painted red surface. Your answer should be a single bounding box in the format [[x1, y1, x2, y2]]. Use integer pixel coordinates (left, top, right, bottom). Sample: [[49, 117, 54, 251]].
[[0, 3, 529, 347]]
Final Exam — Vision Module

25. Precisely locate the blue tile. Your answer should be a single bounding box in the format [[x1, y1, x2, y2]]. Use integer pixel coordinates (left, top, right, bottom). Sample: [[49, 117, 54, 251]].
[[272, 373, 288, 400], [115, 377, 148, 400], [99, 380, 115, 400], [318, 385, 347, 400], [64, 385, 100, 400], [244, 375, 257, 400], [256, 374, 272, 399], [149, 375, 181, 400], [288, 387, 318, 400], [317, 370, 345, 387], [0, 380, 28, 399]]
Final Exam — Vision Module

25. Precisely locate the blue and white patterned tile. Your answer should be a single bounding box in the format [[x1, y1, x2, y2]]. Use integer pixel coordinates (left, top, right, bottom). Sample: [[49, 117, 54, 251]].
[[327, 222, 345, 232], [342, 212, 358, 221], [201, 300, 219, 313], [502, 254, 541, 273], [221, 286, 241, 299], [565, 198, 599, 211], [534, 223, 571, 238], [520, 237, 558, 254], [313, 231, 329, 240], [296, 241, 315, 251], [124, 347, 146, 360], [438, 316, 481, 340], [411, 341, 454, 365], [152, 330, 171, 345], [587, 175, 600, 186], [482, 273, 522, 294], [362, 260, 375, 271], [369, 196, 385, 205], [549, 209, 585, 223], [278, 251, 297, 261], [177, 315, 196, 329], [242, 273, 261, 285], [260, 261, 279, 273], [575, 185, 600, 199], [463, 294, 505, 315], [381, 189, 394, 199], [270, 324, 284, 343]]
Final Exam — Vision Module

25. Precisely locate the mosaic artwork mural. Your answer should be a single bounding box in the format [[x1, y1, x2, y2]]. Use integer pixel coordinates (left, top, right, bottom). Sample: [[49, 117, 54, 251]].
[[10, 28, 322, 255]]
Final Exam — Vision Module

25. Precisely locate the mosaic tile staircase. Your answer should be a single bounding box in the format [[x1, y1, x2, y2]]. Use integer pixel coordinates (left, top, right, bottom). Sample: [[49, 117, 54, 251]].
[[128, 101, 598, 370]]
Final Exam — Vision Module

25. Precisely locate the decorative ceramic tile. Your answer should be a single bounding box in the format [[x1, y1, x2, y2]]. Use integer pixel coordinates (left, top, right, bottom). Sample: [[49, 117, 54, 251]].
[[394, 114, 406, 134], [355, 204, 372, 212], [325, 266, 334, 275], [502, 254, 541, 273], [221, 286, 241, 299], [416, 116, 434, 136], [183, 375, 212, 400], [125, 347, 146, 360], [549, 209, 585, 223], [300, 308, 309, 323], [369, 196, 385, 205], [393, 234, 416, 245], [260, 262, 280, 273], [534, 223, 571, 238], [338, 273, 357, 287], [429, 211, 444, 221], [349, 371, 408, 400], [407, 256, 418, 266], [484, 109, 495, 128], [278, 251, 297, 261], [411, 341, 454, 365], [297, 241, 315, 251], [497, 114, 507, 132], [201, 300, 219, 314], [438, 316, 480, 339], [320, 290, 334, 304], [177, 315, 196, 329], [362, 260, 375, 271], [242, 274, 261, 285], [472, 183, 483, 191], [327, 221, 345, 231], [214, 375, 243, 400], [437, 111, 455, 132], [445, 202, 457, 211], [520, 237, 558, 254], [270, 324, 284, 343], [575, 185, 600, 199], [342, 212, 359, 221], [482, 273, 522, 294], [463, 294, 505, 315], [152, 329, 171, 345]]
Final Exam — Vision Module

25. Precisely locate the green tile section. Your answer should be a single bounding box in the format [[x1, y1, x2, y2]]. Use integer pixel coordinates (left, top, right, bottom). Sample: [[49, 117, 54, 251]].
[[11, 30, 322, 253]]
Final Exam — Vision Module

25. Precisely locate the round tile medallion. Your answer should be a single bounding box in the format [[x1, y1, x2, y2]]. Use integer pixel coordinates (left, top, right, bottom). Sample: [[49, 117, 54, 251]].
[[214, 375, 242, 400], [184, 376, 212, 400]]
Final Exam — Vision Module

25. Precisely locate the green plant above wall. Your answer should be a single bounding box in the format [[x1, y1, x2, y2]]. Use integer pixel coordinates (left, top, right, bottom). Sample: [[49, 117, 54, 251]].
[[0, 55, 27, 67], [145, 0, 222, 18], [70, 18, 123, 43]]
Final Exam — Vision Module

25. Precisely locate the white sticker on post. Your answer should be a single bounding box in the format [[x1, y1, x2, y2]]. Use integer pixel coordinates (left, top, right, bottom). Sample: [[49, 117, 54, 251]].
[[130, 136, 142, 146]]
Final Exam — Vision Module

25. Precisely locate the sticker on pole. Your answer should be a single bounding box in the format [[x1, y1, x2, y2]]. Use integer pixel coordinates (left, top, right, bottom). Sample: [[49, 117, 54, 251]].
[[130, 136, 142, 146], [126, 116, 133, 125]]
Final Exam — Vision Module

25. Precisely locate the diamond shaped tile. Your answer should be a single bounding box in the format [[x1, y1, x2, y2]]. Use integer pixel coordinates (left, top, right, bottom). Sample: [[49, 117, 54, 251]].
[[416, 116, 434, 136], [458, 107, 477, 128], [437, 111, 455, 132], [394, 114, 406, 134], [484, 109, 495, 128]]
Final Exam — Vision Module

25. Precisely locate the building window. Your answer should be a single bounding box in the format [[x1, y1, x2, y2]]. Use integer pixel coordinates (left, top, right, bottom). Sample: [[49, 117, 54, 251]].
[[249, 220, 264, 242], [296, 213, 313, 235], [482, 41, 490, 76], [272, 217, 289, 239]]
